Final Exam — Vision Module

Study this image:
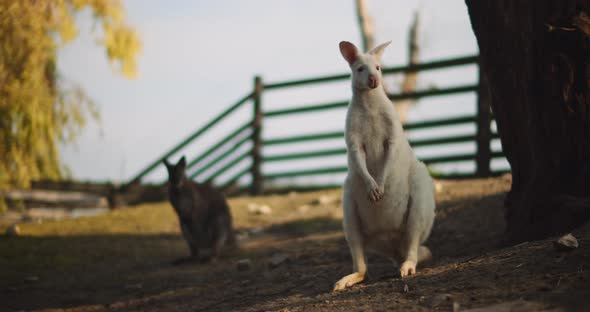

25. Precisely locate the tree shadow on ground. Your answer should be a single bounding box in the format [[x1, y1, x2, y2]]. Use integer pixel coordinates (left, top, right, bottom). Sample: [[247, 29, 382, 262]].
[[0, 216, 343, 311], [4, 190, 587, 311]]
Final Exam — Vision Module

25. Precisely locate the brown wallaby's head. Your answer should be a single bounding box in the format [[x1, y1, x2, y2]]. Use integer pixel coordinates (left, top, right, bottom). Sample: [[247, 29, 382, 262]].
[[163, 156, 187, 188]]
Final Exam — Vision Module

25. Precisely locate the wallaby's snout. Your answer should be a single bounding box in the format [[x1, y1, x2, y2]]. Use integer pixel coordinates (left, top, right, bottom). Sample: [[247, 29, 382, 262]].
[[368, 74, 378, 89]]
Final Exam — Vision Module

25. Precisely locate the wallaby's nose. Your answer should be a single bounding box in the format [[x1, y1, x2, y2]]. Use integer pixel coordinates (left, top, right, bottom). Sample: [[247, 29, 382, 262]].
[[368, 75, 378, 89]]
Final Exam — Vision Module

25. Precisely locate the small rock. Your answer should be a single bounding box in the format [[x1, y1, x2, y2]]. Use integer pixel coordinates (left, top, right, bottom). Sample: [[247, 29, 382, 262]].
[[21, 215, 35, 222], [513, 241, 530, 248], [248, 227, 264, 235], [236, 232, 249, 242], [268, 253, 289, 268], [312, 195, 339, 206], [24, 276, 38, 283], [247, 203, 272, 215], [262, 269, 273, 279], [124, 283, 143, 289], [537, 284, 551, 292], [236, 259, 252, 271], [462, 300, 547, 312], [430, 293, 453, 308], [403, 284, 410, 293], [297, 205, 311, 214], [6, 224, 20, 237], [554, 233, 578, 251]]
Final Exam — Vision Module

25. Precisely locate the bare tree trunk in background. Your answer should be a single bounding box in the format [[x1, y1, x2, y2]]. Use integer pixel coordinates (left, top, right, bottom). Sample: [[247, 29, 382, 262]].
[[354, 0, 420, 124], [355, 0, 375, 52], [396, 11, 420, 124], [466, 0, 590, 243]]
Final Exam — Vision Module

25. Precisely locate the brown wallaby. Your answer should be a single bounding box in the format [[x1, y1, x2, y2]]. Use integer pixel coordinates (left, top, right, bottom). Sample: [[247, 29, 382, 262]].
[[163, 156, 236, 264]]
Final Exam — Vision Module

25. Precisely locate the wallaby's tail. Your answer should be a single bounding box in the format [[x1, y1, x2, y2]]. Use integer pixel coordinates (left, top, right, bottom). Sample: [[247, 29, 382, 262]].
[[418, 246, 432, 264]]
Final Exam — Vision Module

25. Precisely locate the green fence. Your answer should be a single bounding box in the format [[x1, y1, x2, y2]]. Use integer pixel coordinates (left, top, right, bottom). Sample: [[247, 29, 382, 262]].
[[127, 54, 505, 194]]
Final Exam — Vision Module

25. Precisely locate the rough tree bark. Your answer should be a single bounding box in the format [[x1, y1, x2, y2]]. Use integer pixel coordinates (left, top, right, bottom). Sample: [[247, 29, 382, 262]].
[[466, 0, 590, 243]]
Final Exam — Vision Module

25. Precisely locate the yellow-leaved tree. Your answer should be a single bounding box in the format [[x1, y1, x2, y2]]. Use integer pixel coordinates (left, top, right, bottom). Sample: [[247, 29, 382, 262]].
[[0, 0, 141, 192]]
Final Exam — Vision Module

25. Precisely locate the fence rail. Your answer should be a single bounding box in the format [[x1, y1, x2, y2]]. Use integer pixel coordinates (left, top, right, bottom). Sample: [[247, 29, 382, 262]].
[[127, 54, 506, 194]]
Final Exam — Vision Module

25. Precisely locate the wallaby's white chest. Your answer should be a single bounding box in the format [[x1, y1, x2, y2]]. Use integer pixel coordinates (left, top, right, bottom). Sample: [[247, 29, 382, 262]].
[[346, 98, 396, 174]]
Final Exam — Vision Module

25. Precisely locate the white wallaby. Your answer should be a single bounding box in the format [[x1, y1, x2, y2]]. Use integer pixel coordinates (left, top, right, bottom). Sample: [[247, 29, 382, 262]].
[[333, 41, 436, 292]]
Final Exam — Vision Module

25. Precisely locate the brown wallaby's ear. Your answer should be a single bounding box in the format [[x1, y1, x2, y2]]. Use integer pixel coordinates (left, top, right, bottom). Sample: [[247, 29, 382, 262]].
[[178, 156, 186, 168], [339, 41, 359, 66], [163, 158, 171, 168]]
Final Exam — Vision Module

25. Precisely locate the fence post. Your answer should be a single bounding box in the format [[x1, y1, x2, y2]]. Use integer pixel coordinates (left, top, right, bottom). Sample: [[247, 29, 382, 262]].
[[250, 76, 264, 195], [476, 64, 492, 177]]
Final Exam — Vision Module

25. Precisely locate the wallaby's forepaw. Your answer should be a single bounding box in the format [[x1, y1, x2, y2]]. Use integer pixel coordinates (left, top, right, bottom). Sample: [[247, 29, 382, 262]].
[[400, 260, 417, 278], [333, 272, 365, 292], [367, 182, 384, 202]]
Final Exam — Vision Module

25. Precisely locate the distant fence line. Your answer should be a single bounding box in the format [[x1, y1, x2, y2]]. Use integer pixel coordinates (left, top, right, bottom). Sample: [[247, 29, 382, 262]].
[[127, 54, 506, 194]]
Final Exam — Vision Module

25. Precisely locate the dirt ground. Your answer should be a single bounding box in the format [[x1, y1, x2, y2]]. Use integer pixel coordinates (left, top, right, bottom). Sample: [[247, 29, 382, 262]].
[[1, 175, 589, 311]]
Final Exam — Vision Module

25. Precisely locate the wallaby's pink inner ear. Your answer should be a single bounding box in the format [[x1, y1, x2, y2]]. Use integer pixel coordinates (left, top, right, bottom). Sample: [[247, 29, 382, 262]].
[[340, 41, 358, 65]]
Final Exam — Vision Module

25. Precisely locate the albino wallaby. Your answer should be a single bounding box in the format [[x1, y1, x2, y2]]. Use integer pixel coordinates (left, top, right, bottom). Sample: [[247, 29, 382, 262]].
[[333, 41, 435, 291], [163, 156, 236, 264]]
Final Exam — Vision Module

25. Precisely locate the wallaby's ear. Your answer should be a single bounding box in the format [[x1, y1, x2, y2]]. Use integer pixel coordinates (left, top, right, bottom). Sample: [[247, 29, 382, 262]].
[[178, 156, 186, 168], [339, 41, 359, 65], [369, 41, 392, 60], [163, 158, 171, 168]]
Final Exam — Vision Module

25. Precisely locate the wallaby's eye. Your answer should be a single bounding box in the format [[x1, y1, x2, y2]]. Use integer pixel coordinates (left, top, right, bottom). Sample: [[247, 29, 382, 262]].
[[376, 65, 381, 71], [357, 67, 364, 72]]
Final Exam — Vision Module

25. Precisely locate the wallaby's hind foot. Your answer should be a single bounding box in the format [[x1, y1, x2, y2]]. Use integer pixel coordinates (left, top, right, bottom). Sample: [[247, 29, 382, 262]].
[[400, 260, 416, 277], [399, 246, 432, 277], [333, 272, 366, 292]]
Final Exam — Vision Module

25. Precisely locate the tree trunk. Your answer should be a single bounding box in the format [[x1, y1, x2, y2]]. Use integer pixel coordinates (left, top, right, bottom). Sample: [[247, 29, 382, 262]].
[[354, 0, 420, 124], [466, 0, 590, 243], [396, 11, 420, 124], [355, 0, 375, 52]]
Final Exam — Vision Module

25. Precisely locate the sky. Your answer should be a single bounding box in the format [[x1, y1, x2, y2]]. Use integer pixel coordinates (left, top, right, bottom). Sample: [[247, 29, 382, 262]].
[[57, 0, 503, 185]]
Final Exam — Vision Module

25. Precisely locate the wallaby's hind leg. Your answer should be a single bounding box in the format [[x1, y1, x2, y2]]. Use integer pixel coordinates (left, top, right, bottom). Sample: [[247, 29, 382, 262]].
[[334, 188, 368, 291], [182, 223, 200, 257], [399, 164, 435, 278], [399, 232, 420, 277], [172, 223, 200, 266], [210, 225, 229, 262]]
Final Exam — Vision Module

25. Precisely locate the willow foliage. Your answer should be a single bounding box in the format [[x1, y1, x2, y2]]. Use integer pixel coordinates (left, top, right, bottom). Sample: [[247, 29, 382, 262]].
[[0, 0, 141, 189]]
